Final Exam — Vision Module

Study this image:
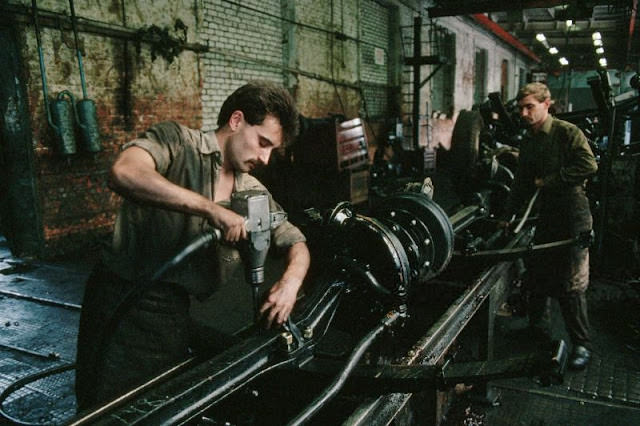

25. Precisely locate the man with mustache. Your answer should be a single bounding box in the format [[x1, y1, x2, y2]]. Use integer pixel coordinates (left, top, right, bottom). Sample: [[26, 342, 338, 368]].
[[503, 82, 598, 370], [75, 81, 310, 410]]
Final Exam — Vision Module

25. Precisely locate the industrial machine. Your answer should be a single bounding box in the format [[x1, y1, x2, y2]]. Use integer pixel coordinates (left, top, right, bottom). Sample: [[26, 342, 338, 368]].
[[60, 189, 573, 426]]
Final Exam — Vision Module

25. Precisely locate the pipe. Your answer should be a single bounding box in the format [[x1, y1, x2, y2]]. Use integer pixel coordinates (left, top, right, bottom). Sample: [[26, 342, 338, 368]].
[[68, 0, 87, 99], [0, 289, 81, 310], [287, 311, 400, 426], [31, 0, 57, 132]]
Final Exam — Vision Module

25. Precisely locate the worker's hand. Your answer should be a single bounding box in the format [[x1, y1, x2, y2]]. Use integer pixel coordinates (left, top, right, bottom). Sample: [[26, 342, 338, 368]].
[[207, 204, 246, 243], [259, 278, 301, 329], [534, 177, 544, 188]]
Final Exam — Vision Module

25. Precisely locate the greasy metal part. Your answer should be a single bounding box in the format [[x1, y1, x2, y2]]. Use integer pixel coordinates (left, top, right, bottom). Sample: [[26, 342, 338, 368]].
[[67, 357, 198, 426], [295, 340, 567, 393], [455, 231, 593, 261], [0, 289, 81, 310], [338, 215, 411, 295], [513, 188, 540, 234], [66, 280, 348, 424], [287, 311, 401, 426], [373, 192, 454, 277], [63, 194, 531, 425], [449, 204, 484, 234], [343, 231, 530, 426]]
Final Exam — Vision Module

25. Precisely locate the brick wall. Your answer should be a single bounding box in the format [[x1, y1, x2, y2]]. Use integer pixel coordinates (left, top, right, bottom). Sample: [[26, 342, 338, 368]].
[[5, 0, 203, 257], [200, 0, 285, 132]]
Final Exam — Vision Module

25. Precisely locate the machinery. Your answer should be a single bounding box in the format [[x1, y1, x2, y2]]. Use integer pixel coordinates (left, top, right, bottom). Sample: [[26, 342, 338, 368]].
[[62, 190, 572, 426]]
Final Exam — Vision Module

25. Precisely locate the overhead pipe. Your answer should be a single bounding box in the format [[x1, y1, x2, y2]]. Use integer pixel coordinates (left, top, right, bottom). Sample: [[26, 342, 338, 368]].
[[69, 0, 101, 153]]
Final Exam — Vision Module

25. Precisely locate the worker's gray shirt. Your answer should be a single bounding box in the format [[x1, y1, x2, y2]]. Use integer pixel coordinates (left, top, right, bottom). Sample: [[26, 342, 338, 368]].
[[104, 121, 306, 298]]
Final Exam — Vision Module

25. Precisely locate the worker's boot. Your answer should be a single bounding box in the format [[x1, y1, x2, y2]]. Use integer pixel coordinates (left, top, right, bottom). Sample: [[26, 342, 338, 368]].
[[569, 345, 591, 370]]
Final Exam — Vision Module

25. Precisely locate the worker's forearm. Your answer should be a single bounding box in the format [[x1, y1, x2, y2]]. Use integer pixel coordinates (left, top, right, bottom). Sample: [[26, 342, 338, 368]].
[[279, 242, 310, 289], [109, 147, 216, 219], [112, 168, 212, 214]]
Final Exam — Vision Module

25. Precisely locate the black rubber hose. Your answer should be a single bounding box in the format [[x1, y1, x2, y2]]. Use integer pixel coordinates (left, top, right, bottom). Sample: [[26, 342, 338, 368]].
[[151, 230, 221, 281], [0, 363, 75, 425]]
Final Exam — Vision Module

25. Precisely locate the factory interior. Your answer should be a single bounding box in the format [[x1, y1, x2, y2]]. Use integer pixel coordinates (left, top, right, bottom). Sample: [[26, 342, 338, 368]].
[[1, 0, 639, 425]]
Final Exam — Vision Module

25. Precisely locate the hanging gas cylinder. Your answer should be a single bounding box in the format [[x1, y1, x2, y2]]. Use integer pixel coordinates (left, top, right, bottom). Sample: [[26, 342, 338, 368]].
[[75, 98, 101, 153], [50, 90, 77, 156]]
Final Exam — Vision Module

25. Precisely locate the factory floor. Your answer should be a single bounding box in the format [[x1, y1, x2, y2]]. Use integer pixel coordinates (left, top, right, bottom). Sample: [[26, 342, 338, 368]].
[[1, 234, 639, 425]]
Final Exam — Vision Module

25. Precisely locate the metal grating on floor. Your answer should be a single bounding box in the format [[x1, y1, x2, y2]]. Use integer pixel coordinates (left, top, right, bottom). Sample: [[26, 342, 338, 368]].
[[484, 385, 640, 426], [564, 354, 640, 405], [491, 351, 640, 410], [0, 359, 77, 425], [1, 297, 79, 362]]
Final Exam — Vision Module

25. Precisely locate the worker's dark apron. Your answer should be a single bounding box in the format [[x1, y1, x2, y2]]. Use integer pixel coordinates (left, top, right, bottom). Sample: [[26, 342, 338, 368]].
[[75, 245, 244, 412], [529, 185, 592, 295], [74, 263, 192, 411]]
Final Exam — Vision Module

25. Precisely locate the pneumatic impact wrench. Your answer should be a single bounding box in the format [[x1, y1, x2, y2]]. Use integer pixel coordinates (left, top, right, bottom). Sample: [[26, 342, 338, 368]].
[[231, 190, 286, 323], [151, 190, 286, 324]]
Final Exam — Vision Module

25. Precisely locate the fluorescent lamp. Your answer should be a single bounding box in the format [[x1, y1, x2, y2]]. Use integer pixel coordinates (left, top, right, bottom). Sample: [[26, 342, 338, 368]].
[[593, 39, 603, 47], [592, 32, 602, 40], [599, 58, 607, 67], [595, 47, 604, 55], [566, 20, 573, 27], [559, 57, 569, 66], [535, 33, 546, 42], [549, 47, 559, 54]]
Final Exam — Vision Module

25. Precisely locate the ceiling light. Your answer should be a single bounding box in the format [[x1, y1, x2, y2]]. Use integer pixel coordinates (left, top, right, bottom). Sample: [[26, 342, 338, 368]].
[[559, 57, 569, 66], [549, 47, 559, 54], [566, 20, 573, 27], [595, 47, 604, 55], [593, 39, 603, 47], [599, 58, 607, 67], [536, 33, 546, 42], [592, 32, 602, 40]]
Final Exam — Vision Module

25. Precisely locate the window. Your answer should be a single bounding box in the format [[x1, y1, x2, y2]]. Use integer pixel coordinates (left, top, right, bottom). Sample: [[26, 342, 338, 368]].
[[473, 48, 488, 106]]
